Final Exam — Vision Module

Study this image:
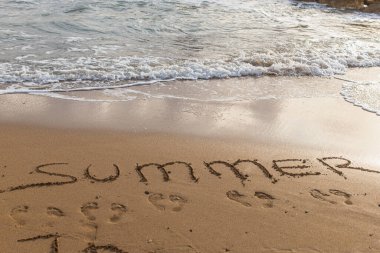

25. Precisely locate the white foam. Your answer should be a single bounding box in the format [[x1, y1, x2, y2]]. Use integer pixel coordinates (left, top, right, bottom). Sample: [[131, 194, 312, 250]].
[[65, 37, 90, 43], [68, 47, 90, 52], [1, 0, 380, 97], [0, 39, 379, 90], [341, 81, 380, 115], [0, 79, 173, 95], [21, 45, 33, 50], [15, 54, 36, 60]]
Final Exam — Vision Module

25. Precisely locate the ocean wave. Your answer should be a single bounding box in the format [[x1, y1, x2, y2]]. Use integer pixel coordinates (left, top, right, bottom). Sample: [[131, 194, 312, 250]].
[[341, 81, 380, 115], [0, 39, 379, 93], [1, 0, 380, 96]]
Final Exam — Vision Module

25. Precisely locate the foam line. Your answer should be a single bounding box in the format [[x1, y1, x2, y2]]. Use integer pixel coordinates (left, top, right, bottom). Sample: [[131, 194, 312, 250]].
[[0, 79, 176, 95]]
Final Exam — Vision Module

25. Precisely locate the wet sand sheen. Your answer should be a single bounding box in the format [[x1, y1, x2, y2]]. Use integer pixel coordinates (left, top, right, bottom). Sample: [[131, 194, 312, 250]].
[[1, 71, 380, 252]]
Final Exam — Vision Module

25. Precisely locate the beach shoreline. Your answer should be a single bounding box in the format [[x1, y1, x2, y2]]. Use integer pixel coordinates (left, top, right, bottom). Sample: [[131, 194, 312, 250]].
[[1, 69, 380, 252]]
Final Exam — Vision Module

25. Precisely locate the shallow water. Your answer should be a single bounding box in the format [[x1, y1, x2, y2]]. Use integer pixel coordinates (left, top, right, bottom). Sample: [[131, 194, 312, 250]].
[[1, 0, 380, 90], [0, 0, 380, 114]]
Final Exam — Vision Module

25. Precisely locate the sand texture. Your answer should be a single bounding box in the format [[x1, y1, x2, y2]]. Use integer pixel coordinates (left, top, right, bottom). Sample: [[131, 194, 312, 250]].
[[1, 70, 380, 253]]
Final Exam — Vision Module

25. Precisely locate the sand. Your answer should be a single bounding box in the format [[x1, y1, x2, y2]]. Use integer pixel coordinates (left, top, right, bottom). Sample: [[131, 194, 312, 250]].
[[1, 68, 380, 253]]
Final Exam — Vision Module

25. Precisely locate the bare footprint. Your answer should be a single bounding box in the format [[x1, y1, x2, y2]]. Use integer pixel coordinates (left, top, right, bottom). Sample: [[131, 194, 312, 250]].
[[169, 195, 187, 212], [110, 203, 127, 223], [329, 189, 353, 205], [81, 202, 99, 221], [226, 190, 251, 207], [310, 189, 353, 205], [81, 222, 98, 242], [148, 193, 166, 211], [10, 205, 29, 226], [47, 207, 65, 217], [254, 191, 275, 208], [226, 190, 275, 208], [80, 202, 99, 241], [148, 193, 188, 212], [310, 189, 336, 204]]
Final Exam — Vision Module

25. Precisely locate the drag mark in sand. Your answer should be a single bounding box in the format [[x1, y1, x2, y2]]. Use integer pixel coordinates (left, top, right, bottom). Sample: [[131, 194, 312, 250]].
[[204, 159, 276, 185], [84, 164, 120, 183], [272, 159, 321, 178], [0, 163, 77, 193], [18, 233, 60, 253], [0, 157, 378, 194], [18, 234, 128, 253], [317, 157, 380, 179], [136, 161, 199, 183], [82, 243, 128, 253]]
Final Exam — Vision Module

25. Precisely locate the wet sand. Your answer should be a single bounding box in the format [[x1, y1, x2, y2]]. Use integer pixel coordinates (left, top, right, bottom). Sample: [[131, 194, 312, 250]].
[[1, 69, 380, 253]]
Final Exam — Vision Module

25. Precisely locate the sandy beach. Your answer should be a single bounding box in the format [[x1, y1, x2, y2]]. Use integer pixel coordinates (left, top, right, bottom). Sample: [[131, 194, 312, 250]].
[[0, 68, 380, 253]]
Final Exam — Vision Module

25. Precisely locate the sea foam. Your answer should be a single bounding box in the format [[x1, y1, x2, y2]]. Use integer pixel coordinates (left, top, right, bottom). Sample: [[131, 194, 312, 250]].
[[341, 81, 380, 116]]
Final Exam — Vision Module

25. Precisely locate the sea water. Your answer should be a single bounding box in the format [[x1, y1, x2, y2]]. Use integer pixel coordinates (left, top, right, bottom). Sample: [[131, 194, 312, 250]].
[[0, 0, 379, 111]]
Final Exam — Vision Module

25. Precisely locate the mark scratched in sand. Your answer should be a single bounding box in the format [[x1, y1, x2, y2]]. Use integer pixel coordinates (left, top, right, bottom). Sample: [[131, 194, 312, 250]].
[[3, 156, 376, 252], [136, 161, 199, 183], [204, 159, 277, 185], [17, 234, 128, 253], [272, 159, 321, 178], [18, 234, 60, 253], [0, 157, 377, 194], [317, 157, 380, 180], [84, 164, 120, 183], [82, 243, 128, 253], [0, 163, 77, 193]]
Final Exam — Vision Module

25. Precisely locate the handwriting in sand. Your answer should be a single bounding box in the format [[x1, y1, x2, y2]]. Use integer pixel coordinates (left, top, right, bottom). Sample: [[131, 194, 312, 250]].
[[1, 156, 379, 194]]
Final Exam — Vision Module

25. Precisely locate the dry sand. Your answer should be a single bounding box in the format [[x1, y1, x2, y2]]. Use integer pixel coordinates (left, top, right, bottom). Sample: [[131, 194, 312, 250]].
[[1, 69, 380, 253]]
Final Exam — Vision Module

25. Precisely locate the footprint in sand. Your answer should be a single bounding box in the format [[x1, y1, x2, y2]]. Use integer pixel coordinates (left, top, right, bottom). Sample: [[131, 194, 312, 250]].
[[226, 190, 251, 207], [80, 202, 100, 241], [80, 201, 128, 241], [310, 189, 353, 205], [10, 205, 65, 228], [10, 205, 29, 226], [45, 206, 66, 228], [110, 203, 128, 223], [254, 191, 275, 208], [226, 190, 275, 208], [148, 193, 188, 212], [329, 189, 353, 205], [81, 202, 99, 221], [47, 207, 65, 217]]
